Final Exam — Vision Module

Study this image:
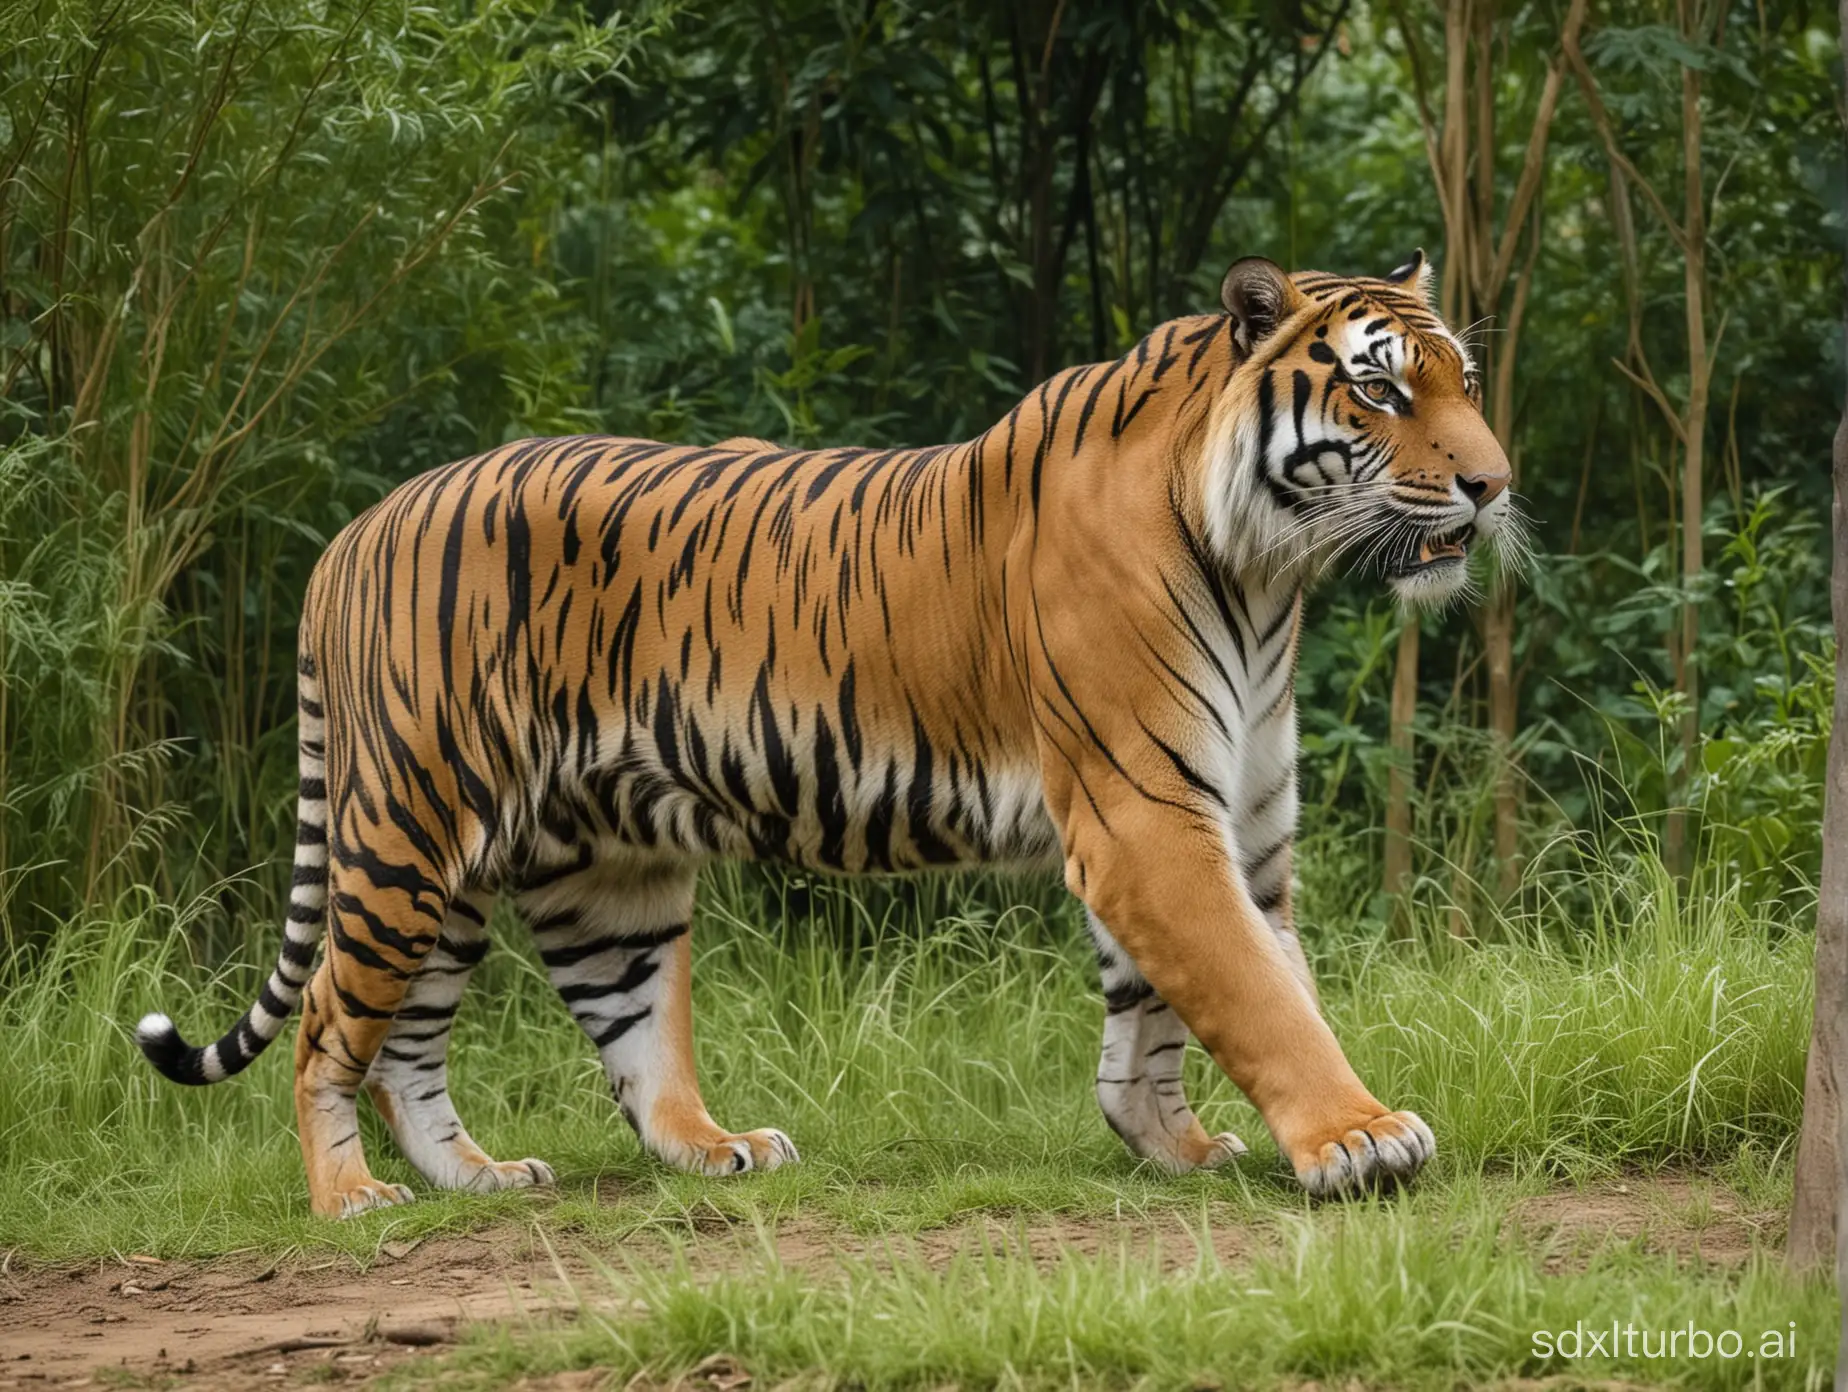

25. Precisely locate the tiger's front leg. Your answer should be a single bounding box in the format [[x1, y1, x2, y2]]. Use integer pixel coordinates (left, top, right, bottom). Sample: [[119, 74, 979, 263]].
[[514, 849, 797, 1176], [1068, 800, 1433, 1197]]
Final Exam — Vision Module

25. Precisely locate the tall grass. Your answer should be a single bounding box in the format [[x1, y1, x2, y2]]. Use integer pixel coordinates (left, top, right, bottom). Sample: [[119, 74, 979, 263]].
[[0, 824, 1810, 1259]]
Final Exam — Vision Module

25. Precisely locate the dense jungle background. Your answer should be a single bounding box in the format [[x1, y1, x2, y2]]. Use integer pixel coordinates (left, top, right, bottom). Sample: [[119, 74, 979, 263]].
[[2, 0, 1840, 955]]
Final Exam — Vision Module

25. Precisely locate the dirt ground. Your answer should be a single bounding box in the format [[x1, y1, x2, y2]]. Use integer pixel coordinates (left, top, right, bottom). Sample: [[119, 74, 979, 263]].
[[0, 1178, 1782, 1390]]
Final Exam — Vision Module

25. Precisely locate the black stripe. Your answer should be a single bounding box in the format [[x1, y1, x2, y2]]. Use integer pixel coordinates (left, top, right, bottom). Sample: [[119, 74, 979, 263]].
[[1104, 981, 1154, 1014], [590, 1007, 652, 1048], [556, 945, 663, 1003], [450, 898, 488, 925], [436, 933, 489, 965], [539, 922, 686, 970], [394, 1002, 459, 1022], [329, 914, 412, 979]]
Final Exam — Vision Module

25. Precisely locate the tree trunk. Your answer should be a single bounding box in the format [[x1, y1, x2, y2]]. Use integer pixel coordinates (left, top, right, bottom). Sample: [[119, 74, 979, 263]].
[[1787, 344, 1848, 1274], [1382, 0, 1470, 917], [1784, 0, 1848, 1279], [1664, 0, 1709, 880], [1484, 591, 1518, 891], [1385, 619, 1420, 937], [1391, 0, 1580, 916], [1568, 2, 1708, 882], [1469, 0, 1523, 903]]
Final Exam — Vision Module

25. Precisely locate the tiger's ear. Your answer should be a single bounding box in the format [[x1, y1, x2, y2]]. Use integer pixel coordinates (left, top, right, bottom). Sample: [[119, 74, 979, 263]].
[[1220, 257, 1299, 355], [1385, 249, 1436, 304]]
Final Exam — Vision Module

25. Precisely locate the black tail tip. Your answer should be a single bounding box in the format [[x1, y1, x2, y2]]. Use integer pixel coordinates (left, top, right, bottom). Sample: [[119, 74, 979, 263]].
[[136, 1012, 207, 1085]]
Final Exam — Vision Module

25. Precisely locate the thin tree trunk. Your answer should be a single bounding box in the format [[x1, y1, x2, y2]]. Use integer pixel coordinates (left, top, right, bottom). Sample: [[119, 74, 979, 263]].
[[1383, 0, 1472, 917], [1784, 0, 1848, 1280], [1473, 3, 1578, 901], [1437, 0, 1471, 319], [1483, 203, 1546, 897], [1385, 619, 1420, 936], [1786, 307, 1848, 1274], [1664, 2, 1708, 880], [1390, 0, 1580, 915], [1568, 3, 1709, 882]]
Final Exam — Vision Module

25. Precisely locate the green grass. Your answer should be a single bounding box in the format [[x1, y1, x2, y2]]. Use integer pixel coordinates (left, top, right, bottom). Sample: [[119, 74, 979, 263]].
[[402, 1195, 1838, 1391], [0, 835, 1813, 1259], [0, 834, 1832, 1386]]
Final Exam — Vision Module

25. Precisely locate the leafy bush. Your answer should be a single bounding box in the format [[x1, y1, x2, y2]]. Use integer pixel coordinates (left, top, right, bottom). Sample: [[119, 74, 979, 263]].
[[0, 0, 649, 940]]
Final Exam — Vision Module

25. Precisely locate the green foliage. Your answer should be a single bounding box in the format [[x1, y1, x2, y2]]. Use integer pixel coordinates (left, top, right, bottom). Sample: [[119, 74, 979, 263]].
[[0, 0, 1838, 961], [0, 0, 656, 933], [1697, 489, 1834, 895]]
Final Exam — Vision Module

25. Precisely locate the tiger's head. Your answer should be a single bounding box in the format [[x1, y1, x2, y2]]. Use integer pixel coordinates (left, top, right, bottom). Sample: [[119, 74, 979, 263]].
[[1200, 252, 1523, 606]]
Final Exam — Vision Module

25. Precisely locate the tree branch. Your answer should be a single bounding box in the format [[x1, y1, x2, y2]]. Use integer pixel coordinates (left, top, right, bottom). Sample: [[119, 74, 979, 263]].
[[1610, 356, 1689, 444], [1389, 0, 1458, 240], [1484, 0, 1587, 305], [1563, 15, 1691, 254]]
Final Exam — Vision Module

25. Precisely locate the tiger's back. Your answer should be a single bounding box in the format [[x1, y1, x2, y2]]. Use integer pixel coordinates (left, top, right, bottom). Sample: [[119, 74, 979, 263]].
[[305, 433, 1059, 886]]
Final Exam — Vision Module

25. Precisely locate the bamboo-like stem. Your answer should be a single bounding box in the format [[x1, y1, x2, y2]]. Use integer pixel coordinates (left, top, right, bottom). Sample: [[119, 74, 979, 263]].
[[1393, 0, 1582, 915], [1384, 617, 1421, 937], [1569, 0, 1715, 880], [1666, 0, 1711, 882]]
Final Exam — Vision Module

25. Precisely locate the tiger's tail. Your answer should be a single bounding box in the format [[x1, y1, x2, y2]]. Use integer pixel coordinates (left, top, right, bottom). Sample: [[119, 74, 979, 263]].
[[138, 654, 329, 1085]]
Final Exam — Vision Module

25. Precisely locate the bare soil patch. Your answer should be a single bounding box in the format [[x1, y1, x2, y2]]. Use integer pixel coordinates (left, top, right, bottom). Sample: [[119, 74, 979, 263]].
[[1508, 1175, 1782, 1271], [0, 1178, 1776, 1389], [0, 1229, 588, 1389]]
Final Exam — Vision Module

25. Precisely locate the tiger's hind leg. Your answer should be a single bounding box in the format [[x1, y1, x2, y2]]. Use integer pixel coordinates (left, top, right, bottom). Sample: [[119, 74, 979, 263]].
[[362, 890, 555, 1194], [295, 834, 453, 1219], [1089, 911, 1247, 1174], [514, 847, 797, 1176]]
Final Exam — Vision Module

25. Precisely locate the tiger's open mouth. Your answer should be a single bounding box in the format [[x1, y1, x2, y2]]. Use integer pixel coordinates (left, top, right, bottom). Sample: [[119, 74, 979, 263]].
[[1387, 523, 1472, 577]]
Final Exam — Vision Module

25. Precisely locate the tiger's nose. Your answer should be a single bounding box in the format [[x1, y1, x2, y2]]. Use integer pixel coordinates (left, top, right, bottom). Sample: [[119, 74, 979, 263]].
[[1457, 471, 1508, 508]]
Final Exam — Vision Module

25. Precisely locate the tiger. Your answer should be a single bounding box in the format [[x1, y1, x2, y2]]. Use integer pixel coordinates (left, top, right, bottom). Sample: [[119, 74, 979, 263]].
[[138, 252, 1516, 1218]]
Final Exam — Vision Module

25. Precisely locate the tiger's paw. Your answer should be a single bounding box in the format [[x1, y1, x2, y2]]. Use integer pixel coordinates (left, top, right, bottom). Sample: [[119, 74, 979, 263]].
[[1137, 1127, 1249, 1176], [1191, 1130, 1249, 1171], [462, 1157, 556, 1192], [674, 1127, 800, 1176], [1289, 1109, 1434, 1198], [324, 1179, 416, 1220]]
